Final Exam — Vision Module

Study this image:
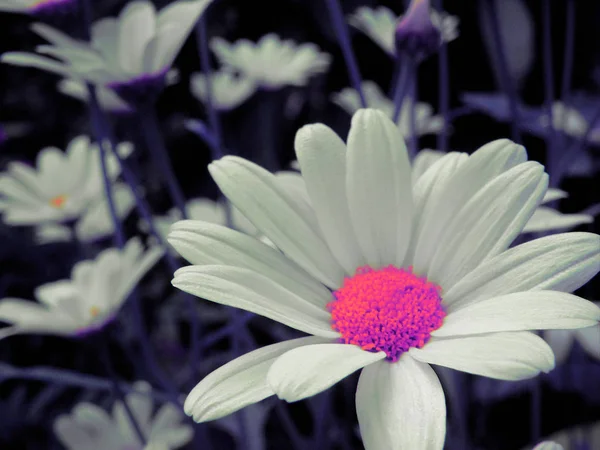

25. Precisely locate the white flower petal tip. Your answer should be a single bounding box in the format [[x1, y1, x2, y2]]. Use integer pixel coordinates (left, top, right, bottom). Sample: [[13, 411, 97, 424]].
[[172, 265, 338, 338], [434, 291, 600, 338], [532, 441, 564, 450], [522, 207, 594, 234], [356, 356, 446, 450], [184, 336, 330, 422], [266, 344, 385, 402], [410, 332, 555, 381], [0, 237, 160, 339], [190, 70, 256, 110]]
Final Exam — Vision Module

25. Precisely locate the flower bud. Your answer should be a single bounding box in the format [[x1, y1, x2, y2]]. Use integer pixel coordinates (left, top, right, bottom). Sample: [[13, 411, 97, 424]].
[[394, 0, 442, 61]]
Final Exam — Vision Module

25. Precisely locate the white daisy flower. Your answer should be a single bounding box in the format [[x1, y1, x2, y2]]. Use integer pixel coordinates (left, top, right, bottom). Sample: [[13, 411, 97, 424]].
[[544, 302, 600, 364], [58, 78, 133, 114], [0, 135, 132, 226], [35, 182, 136, 244], [54, 381, 193, 450], [190, 70, 256, 111], [210, 34, 331, 90], [413, 149, 594, 234], [169, 109, 600, 449], [0, 0, 76, 16], [332, 81, 444, 137], [0, 237, 163, 340], [1, 0, 212, 91], [349, 5, 459, 56]]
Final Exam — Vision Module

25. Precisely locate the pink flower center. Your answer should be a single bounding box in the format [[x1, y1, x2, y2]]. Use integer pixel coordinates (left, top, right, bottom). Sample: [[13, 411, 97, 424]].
[[328, 265, 446, 362]]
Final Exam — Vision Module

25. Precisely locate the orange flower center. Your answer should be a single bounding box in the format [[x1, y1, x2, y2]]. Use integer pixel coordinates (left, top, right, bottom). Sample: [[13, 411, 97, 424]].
[[89, 306, 100, 318], [49, 195, 67, 208]]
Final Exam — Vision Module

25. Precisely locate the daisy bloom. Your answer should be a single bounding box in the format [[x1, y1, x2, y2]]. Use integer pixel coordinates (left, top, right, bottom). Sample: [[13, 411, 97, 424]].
[[544, 302, 600, 363], [169, 109, 600, 449], [0, 237, 163, 340], [332, 81, 444, 137], [58, 78, 133, 114], [190, 70, 256, 111], [54, 381, 193, 450], [210, 34, 331, 90], [412, 149, 595, 234], [349, 5, 458, 57], [35, 182, 136, 244], [0, 135, 132, 226], [1, 0, 212, 102]]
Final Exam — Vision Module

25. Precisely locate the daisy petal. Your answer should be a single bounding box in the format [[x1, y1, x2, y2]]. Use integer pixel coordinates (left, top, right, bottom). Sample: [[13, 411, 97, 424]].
[[184, 336, 329, 422], [346, 109, 413, 268], [208, 156, 345, 289], [413, 139, 526, 273], [295, 123, 364, 274], [533, 442, 564, 450], [433, 291, 600, 337], [409, 332, 555, 381], [544, 329, 575, 364], [267, 344, 385, 402], [0, 299, 75, 337], [522, 207, 593, 233], [443, 232, 600, 310], [172, 265, 338, 338], [411, 149, 446, 182], [427, 161, 548, 289], [575, 325, 600, 360], [542, 188, 568, 204], [168, 220, 331, 308], [356, 356, 446, 450]]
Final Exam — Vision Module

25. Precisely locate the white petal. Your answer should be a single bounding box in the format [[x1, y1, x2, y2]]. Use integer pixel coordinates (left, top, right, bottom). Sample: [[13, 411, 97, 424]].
[[409, 332, 555, 381], [118, 1, 156, 75], [356, 356, 446, 450], [168, 220, 331, 308], [172, 265, 338, 338], [184, 336, 330, 422], [575, 324, 600, 361], [434, 291, 600, 337], [0, 52, 73, 77], [533, 442, 564, 450], [267, 344, 385, 402], [208, 156, 345, 289], [542, 188, 568, 204], [443, 232, 600, 310], [346, 109, 413, 268], [53, 415, 96, 448], [543, 329, 575, 364], [413, 139, 526, 273], [411, 149, 446, 183], [294, 123, 364, 274], [0, 299, 76, 337], [522, 207, 593, 233], [426, 161, 548, 289]]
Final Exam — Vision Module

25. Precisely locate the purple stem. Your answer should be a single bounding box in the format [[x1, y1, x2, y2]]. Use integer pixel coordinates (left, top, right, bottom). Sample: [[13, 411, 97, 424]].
[[324, 0, 367, 107], [560, 0, 576, 103], [542, 0, 557, 174], [433, 0, 450, 152], [0, 362, 176, 405], [481, 0, 522, 143], [392, 57, 413, 124], [138, 107, 188, 219]]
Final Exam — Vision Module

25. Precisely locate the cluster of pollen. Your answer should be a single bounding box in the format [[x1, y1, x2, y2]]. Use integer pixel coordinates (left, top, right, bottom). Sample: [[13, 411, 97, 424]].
[[49, 194, 67, 208], [328, 265, 446, 362]]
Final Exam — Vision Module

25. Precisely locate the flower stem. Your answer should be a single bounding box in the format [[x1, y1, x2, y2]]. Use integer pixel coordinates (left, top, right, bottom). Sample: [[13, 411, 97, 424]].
[[138, 107, 188, 219], [98, 335, 147, 446], [324, 0, 367, 107], [480, 0, 522, 143], [392, 57, 413, 124], [541, 0, 557, 172], [433, 0, 450, 153], [560, 0, 576, 104], [531, 375, 542, 443]]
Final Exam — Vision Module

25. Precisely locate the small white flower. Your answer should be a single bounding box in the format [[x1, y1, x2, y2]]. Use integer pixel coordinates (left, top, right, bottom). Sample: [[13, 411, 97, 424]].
[[544, 302, 600, 364], [169, 109, 600, 449], [2, 0, 212, 86], [210, 34, 331, 89], [54, 381, 193, 450], [58, 78, 133, 114], [0, 237, 163, 339], [349, 6, 459, 56], [332, 81, 444, 137], [0, 135, 132, 225], [539, 102, 589, 139], [35, 182, 136, 244], [190, 70, 256, 111], [413, 149, 594, 234]]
